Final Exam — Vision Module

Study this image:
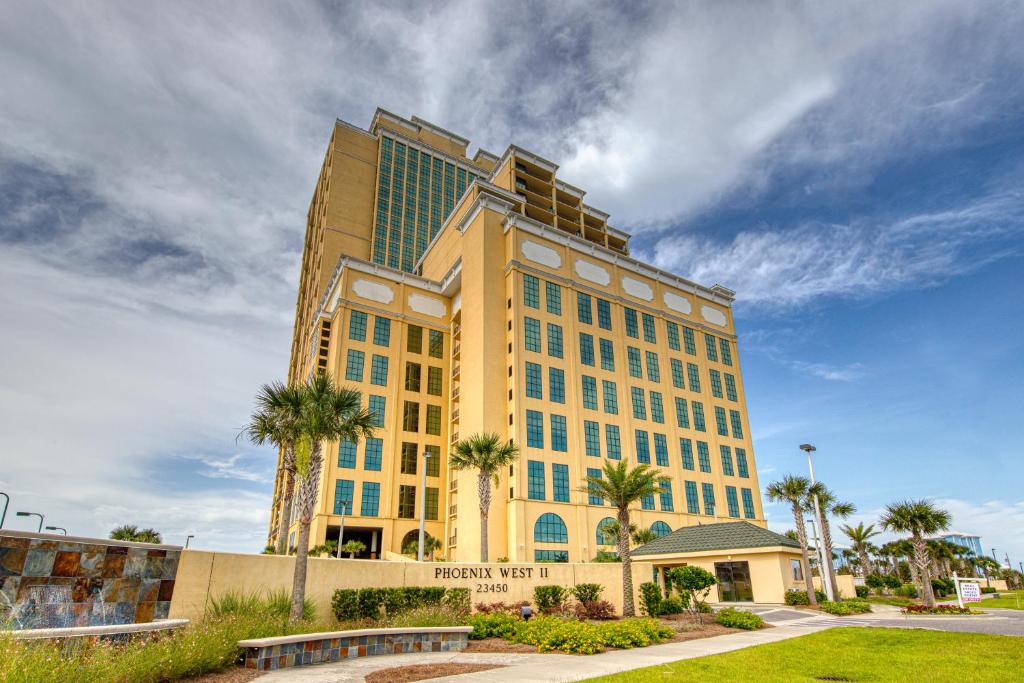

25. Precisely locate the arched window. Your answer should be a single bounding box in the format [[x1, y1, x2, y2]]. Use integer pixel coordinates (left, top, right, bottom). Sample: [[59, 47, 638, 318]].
[[651, 521, 672, 538], [534, 513, 568, 544], [596, 517, 617, 546]]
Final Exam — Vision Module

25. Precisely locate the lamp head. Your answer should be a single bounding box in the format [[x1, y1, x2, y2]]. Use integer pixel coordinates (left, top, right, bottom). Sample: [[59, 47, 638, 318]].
[[799, 443, 816, 454]]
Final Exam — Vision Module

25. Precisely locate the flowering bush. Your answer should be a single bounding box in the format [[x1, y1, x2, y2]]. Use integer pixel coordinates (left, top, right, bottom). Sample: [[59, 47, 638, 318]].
[[471, 615, 672, 654], [467, 612, 521, 639], [901, 604, 973, 615]]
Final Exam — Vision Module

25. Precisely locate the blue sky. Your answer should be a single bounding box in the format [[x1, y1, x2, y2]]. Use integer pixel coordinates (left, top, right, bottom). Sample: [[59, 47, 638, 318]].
[[0, 1, 1022, 563]]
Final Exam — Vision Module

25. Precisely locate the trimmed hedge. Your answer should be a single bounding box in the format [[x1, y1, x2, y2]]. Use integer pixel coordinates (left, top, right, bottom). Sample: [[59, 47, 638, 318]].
[[331, 586, 467, 620], [784, 589, 827, 606], [715, 607, 764, 630], [820, 600, 872, 616], [855, 585, 870, 598]]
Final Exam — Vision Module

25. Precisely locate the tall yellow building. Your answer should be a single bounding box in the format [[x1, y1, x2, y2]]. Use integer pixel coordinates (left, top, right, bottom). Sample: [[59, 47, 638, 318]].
[[269, 108, 765, 563]]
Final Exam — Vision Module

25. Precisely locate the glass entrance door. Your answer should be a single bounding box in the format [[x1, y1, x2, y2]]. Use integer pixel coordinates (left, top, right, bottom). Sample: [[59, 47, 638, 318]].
[[715, 561, 754, 602]]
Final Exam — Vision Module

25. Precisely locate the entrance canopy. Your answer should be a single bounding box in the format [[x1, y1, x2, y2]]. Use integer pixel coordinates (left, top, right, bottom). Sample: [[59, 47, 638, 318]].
[[632, 521, 801, 558]]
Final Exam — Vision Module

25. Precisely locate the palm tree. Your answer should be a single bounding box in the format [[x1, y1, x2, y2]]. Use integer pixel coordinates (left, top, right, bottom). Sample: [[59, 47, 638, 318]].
[[631, 527, 658, 547], [246, 382, 305, 556], [110, 525, 162, 544], [449, 432, 520, 563], [841, 522, 880, 578], [766, 475, 817, 605], [598, 519, 637, 548], [880, 500, 951, 607], [286, 372, 376, 622], [974, 556, 1000, 588], [583, 460, 663, 617], [340, 540, 367, 559], [804, 484, 855, 599]]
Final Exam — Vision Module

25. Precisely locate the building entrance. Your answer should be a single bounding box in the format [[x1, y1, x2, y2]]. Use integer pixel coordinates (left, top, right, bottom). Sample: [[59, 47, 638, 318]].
[[714, 561, 754, 602]]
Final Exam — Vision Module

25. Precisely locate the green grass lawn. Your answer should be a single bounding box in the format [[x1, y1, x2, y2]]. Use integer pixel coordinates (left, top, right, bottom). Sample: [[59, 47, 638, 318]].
[[865, 595, 914, 607], [584, 628, 1023, 683], [975, 590, 1024, 610]]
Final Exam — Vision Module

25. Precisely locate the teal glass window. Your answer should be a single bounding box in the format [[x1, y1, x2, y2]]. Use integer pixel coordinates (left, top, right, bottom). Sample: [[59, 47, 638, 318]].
[[368, 395, 385, 427], [675, 397, 690, 429], [527, 460, 546, 500], [650, 391, 665, 424], [599, 338, 615, 370], [730, 410, 744, 439], [597, 517, 616, 544], [685, 481, 700, 514], [547, 323, 564, 358], [701, 483, 716, 516], [741, 488, 756, 519], [645, 351, 660, 382], [692, 401, 706, 432], [666, 321, 680, 350], [710, 369, 724, 398], [653, 433, 669, 466], [641, 313, 656, 344], [524, 317, 541, 352], [720, 338, 733, 366], [584, 420, 601, 456], [428, 330, 443, 358], [624, 308, 639, 338], [364, 437, 383, 471], [581, 375, 598, 410], [602, 380, 618, 414], [715, 406, 729, 437], [652, 520, 672, 536], [551, 414, 568, 452], [705, 333, 719, 362], [680, 438, 695, 470], [545, 281, 561, 315], [659, 479, 674, 512], [526, 410, 544, 448], [697, 441, 712, 473], [373, 317, 391, 347], [720, 445, 734, 476], [370, 355, 389, 385], [552, 463, 569, 502], [525, 362, 543, 399], [724, 373, 738, 401], [641, 492, 655, 510], [726, 486, 740, 518], [687, 363, 701, 392], [631, 387, 647, 420], [549, 368, 565, 404], [683, 327, 696, 355], [534, 549, 569, 562], [588, 470, 604, 505], [627, 347, 643, 378], [345, 350, 365, 381], [523, 274, 540, 308], [597, 299, 612, 330], [534, 513, 567, 543], [635, 429, 650, 463], [577, 292, 593, 324], [361, 482, 380, 517], [338, 439, 357, 468], [671, 359, 685, 389], [349, 311, 367, 341], [579, 333, 595, 366], [736, 448, 749, 478], [334, 479, 354, 515], [606, 424, 622, 459]]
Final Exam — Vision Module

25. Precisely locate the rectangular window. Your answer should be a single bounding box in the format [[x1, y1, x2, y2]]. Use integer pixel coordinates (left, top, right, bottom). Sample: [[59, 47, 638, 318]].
[[724, 373, 738, 401], [525, 362, 543, 399], [579, 333, 595, 366], [675, 397, 690, 429], [635, 429, 651, 463], [545, 281, 561, 314], [425, 487, 439, 520], [400, 442, 418, 474], [720, 445, 735, 476], [345, 350, 365, 381], [405, 362, 421, 392], [524, 318, 541, 352], [730, 410, 744, 439], [697, 441, 712, 473], [534, 550, 568, 562], [641, 313, 656, 344], [527, 460, 545, 500], [368, 395, 385, 427], [683, 327, 696, 355], [523, 274, 540, 308], [741, 488, 756, 519], [526, 410, 544, 448], [425, 445, 440, 476], [551, 414, 568, 452], [427, 367, 443, 396], [653, 433, 669, 466], [364, 437, 383, 471], [715, 406, 729, 437], [602, 380, 618, 414], [709, 369, 723, 398], [645, 351, 660, 382], [547, 323, 564, 358], [337, 439, 357, 468], [581, 375, 598, 410], [666, 321, 680, 350], [687, 363, 701, 392], [692, 401, 706, 432], [577, 292, 593, 324], [671, 359, 685, 389], [370, 355, 389, 385], [584, 420, 601, 456], [701, 483, 716, 516], [705, 333, 719, 362], [596, 299, 612, 330], [349, 310, 367, 341], [736, 448, 749, 478], [606, 424, 622, 459], [587, 467, 603, 504], [726, 486, 740, 518], [659, 478, 674, 512], [360, 482, 380, 517], [720, 338, 733, 366], [631, 387, 647, 420], [334, 479, 354, 515], [397, 485, 416, 519], [552, 463, 569, 502], [641, 492, 655, 510], [650, 391, 665, 424], [599, 338, 615, 370], [402, 401, 419, 432], [373, 317, 391, 347], [428, 330, 443, 358], [627, 347, 643, 378], [407, 324, 422, 353], [549, 368, 566, 404], [680, 438, 695, 470], [624, 308, 639, 338], [425, 405, 441, 435], [685, 481, 700, 514]]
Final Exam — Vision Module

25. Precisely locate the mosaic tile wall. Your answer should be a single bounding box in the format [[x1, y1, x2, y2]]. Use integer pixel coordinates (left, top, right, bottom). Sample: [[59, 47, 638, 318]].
[[0, 532, 181, 629], [244, 630, 470, 671]]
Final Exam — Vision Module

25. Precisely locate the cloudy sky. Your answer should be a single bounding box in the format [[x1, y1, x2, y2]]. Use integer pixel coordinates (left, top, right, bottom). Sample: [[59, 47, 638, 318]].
[[2, 1, 1022, 564]]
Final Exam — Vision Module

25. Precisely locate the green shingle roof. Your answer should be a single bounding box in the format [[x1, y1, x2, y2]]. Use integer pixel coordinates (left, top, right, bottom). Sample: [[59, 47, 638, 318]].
[[631, 521, 800, 556]]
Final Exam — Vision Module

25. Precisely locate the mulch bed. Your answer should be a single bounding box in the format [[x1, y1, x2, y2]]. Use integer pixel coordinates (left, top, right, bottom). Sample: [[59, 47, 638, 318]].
[[663, 622, 740, 641], [365, 663, 505, 683], [464, 637, 539, 653]]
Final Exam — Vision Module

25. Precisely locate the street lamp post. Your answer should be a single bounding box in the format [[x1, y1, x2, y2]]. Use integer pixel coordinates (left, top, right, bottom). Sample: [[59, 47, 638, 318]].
[[418, 450, 432, 561], [799, 444, 835, 602], [16, 511, 44, 533], [335, 501, 350, 558], [185, 535, 195, 548], [44, 526, 67, 535], [0, 492, 8, 529]]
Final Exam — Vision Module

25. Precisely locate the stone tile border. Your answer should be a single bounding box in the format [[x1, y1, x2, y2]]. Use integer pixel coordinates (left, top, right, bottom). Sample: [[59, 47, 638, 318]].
[[9, 618, 190, 641], [238, 626, 472, 672]]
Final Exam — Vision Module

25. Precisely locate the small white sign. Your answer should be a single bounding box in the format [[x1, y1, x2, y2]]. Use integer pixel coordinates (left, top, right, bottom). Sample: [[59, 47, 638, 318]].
[[960, 582, 981, 602]]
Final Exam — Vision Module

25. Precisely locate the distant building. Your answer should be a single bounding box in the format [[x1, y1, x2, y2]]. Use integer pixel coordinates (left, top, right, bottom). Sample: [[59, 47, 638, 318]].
[[930, 531, 984, 558]]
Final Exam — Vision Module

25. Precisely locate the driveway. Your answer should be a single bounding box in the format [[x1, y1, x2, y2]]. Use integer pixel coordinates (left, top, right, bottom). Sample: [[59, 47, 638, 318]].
[[741, 603, 1024, 636]]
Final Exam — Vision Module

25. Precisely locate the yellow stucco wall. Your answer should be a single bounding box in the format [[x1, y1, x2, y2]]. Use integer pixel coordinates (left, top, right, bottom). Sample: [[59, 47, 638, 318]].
[[812, 574, 858, 599]]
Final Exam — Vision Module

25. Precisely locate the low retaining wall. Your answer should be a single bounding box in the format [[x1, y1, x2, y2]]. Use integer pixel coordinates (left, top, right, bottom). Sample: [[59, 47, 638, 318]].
[[239, 626, 471, 672], [10, 619, 189, 642]]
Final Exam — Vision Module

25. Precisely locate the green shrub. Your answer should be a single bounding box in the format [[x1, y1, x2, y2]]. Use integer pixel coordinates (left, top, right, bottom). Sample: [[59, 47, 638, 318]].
[[660, 595, 685, 615], [331, 586, 462, 621], [510, 616, 672, 654], [865, 574, 885, 589], [591, 551, 621, 562], [534, 585, 569, 614], [209, 589, 314, 621], [715, 607, 764, 630], [855, 585, 870, 598], [666, 566, 717, 619], [570, 583, 604, 603], [387, 605, 468, 628], [444, 587, 471, 614], [981, 586, 997, 594], [895, 583, 919, 598], [639, 582, 664, 616], [784, 589, 827, 606], [882, 574, 902, 590], [467, 612, 521, 640], [474, 600, 530, 615], [598, 619, 674, 649], [931, 578, 955, 596], [574, 600, 616, 620], [819, 599, 872, 616]]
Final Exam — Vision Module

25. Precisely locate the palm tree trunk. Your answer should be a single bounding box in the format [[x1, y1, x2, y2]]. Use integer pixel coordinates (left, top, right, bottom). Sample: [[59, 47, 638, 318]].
[[858, 549, 872, 578], [289, 442, 323, 623], [820, 517, 841, 599], [617, 507, 635, 617], [792, 503, 817, 605], [276, 463, 295, 555], [911, 533, 935, 607], [478, 473, 491, 563]]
